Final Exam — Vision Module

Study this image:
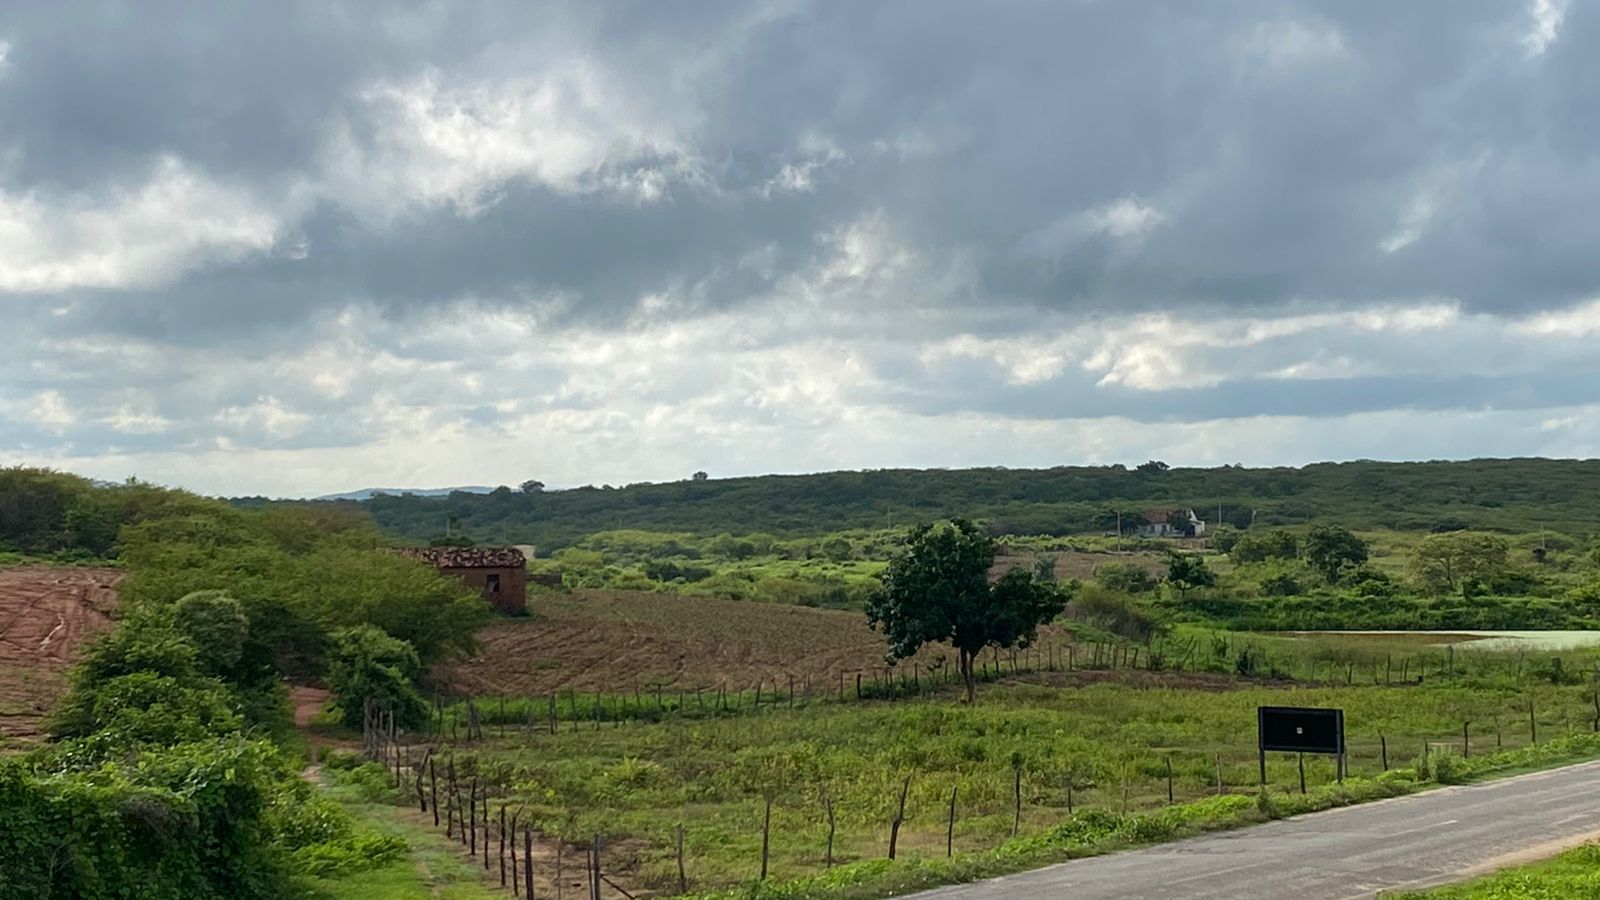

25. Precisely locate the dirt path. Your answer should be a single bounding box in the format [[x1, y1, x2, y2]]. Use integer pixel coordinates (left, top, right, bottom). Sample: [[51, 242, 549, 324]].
[[0, 565, 120, 741]]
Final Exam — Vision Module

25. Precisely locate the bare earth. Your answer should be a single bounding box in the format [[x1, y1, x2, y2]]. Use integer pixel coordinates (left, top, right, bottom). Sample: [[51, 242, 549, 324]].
[[0, 566, 120, 740], [436, 588, 1169, 699]]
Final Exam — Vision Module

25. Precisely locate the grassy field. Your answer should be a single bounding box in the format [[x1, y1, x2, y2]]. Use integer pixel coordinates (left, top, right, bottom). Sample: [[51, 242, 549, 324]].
[[307, 773, 504, 900], [398, 667, 1600, 897]]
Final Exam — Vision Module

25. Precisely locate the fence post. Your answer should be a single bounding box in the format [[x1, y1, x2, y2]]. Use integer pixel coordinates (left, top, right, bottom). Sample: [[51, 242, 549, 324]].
[[469, 778, 478, 856], [1463, 721, 1470, 758], [1165, 757, 1173, 804], [525, 828, 535, 900], [592, 835, 602, 900], [888, 775, 911, 860], [760, 797, 772, 881], [509, 810, 521, 898], [946, 786, 958, 857], [676, 824, 687, 894], [1530, 699, 1537, 744], [1297, 754, 1306, 795], [825, 796, 836, 868], [1012, 764, 1022, 836], [1214, 754, 1223, 795], [1380, 734, 1388, 771], [430, 757, 440, 827]]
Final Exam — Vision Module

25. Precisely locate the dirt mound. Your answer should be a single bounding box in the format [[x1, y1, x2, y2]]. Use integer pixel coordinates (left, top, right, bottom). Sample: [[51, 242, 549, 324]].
[[0, 566, 120, 741]]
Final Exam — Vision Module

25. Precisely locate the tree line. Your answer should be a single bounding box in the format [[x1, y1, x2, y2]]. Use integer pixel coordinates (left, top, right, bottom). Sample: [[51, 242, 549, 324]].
[[245, 458, 1600, 551]]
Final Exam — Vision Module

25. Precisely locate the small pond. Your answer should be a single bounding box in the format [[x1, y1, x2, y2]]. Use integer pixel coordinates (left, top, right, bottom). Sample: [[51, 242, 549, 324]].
[[1279, 630, 1600, 652]]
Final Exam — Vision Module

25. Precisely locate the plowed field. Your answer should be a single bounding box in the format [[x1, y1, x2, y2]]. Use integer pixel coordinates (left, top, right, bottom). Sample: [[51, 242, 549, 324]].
[[433, 589, 1078, 697], [0, 566, 120, 741]]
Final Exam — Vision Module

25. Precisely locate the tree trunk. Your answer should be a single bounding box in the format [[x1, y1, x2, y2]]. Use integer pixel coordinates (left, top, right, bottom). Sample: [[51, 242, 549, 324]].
[[960, 649, 976, 704]]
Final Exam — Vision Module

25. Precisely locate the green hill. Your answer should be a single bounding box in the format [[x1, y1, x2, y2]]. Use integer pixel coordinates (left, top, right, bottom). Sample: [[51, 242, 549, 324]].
[[281, 458, 1600, 550]]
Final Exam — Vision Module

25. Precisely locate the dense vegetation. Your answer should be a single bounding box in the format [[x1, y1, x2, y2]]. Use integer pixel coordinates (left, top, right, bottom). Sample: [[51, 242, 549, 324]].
[[0, 467, 493, 898], [276, 458, 1600, 550]]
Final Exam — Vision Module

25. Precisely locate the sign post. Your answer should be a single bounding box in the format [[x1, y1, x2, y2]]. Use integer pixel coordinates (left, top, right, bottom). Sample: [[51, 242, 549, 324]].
[[1257, 706, 1345, 788]]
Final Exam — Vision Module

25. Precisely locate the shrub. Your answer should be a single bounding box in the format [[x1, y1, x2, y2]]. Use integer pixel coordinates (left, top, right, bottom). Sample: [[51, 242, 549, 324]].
[[324, 626, 429, 730]]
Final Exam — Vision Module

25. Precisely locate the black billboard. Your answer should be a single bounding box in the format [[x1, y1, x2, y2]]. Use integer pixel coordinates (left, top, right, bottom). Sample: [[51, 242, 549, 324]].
[[1258, 706, 1344, 755]]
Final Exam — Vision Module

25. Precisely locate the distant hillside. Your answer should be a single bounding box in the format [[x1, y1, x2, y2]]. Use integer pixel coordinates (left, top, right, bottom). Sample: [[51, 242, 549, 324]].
[[314, 485, 494, 501], [316, 458, 1600, 550]]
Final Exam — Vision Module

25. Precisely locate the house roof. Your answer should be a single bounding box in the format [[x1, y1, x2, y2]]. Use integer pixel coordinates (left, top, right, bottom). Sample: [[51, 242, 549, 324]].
[[1141, 508, 1196, 524], [396, 546, 526, 568]]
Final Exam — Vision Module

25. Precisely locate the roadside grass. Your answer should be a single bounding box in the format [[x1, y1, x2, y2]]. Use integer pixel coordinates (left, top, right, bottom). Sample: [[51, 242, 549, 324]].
[[407, 675, 1600, 897], [303, 777, 502, 900], [1391, 842, 1600, 899]]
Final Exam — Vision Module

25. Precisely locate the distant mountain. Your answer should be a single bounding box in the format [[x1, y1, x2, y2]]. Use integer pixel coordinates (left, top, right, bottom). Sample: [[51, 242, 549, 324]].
[[315, 485, 495, 501]]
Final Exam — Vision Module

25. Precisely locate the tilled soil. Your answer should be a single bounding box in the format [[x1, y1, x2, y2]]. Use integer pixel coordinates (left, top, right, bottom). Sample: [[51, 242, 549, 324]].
[[0, 566, 120, 741], [433, 589, 1079, 698]]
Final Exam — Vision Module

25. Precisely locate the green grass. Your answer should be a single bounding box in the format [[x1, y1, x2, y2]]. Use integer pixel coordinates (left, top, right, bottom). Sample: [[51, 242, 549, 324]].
[[305, 777, 502, 900], [419, 666, 1600, 897], [1393, 842, 1600, 898]]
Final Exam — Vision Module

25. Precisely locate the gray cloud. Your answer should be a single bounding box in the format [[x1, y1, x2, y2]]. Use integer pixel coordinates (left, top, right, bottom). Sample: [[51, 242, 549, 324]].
[[3, 1, 1600, 492]]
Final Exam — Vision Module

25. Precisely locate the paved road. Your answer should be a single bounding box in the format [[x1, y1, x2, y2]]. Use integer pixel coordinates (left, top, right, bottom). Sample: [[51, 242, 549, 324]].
[[908, 759, 1600, 900]]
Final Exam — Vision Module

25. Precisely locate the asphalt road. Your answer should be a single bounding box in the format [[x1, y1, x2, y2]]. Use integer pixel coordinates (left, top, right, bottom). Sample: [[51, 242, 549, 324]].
[[907, 758, 1600, 900]]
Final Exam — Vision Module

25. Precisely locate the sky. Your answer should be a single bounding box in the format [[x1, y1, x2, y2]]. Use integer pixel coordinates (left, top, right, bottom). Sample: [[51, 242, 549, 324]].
[[3, 1, 1600, 498]]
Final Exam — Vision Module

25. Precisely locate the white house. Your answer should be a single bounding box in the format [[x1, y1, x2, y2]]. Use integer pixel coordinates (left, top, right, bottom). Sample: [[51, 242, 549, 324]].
[[1138, 508, 1206, 538]]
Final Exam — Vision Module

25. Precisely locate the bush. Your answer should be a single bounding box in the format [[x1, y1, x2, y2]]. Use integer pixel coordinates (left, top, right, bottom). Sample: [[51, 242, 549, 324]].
[[325, 626, 429, 730]]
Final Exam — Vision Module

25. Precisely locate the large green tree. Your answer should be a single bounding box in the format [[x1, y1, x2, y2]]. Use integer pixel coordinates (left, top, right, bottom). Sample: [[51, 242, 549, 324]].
[[1303, 524, 1369, 583], [866, 520, 1064, 703], [1165, 553, 1216, 598], [1410, 531, 1511, 598]]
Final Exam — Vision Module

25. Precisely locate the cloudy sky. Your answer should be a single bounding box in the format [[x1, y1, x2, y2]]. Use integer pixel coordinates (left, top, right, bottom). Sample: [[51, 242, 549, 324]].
[[3, 1, 1599, 497]]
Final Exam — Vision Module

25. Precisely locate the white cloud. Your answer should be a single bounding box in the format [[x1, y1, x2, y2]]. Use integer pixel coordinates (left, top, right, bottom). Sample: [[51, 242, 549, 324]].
[[29, 390, 73, 430], [1380, 191, 1436, 254], [324, 65, 693, 218], [1523, 0, 1569, 58], [1084, 197, 1170, 240], [0, 156, 284, 292], [213, 396, 313, 440], [1516, 297, 1600, 337], [1240, 19, 1349, 69]]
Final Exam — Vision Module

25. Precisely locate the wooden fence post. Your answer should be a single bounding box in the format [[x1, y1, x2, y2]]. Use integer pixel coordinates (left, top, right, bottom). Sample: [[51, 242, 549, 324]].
[[1530, 699, 1537, 744], [760, 796, 772, 881], [1165, 757, 1174, 804], [825, 796, 836, 868], [429, 757, 440, 827], [469, 778, 478, 856], [592, 835, 602, 900], [946, 786, 958, 857], [1463, 721, 1470, 758], [1012, 765, 1022, 836], [888, 775, 911, 860], [499, 805, 507, 886], [1214, 754, 1223, 795], [525, 829, 535, 900], [509, 810, 521, 898], [1380, 734, 1388, 771], [676, 824, 687, 894], [1297, 753, 1306, 795]]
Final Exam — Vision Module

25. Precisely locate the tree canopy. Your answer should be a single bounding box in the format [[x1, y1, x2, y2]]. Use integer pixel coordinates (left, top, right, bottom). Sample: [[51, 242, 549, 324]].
[[1304, 524, 1369, 584], [866, 519, 1065, 702]]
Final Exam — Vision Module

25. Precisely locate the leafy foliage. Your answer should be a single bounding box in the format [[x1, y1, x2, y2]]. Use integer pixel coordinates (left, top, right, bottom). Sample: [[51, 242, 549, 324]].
[[1303, 525, 1369, 584], [325, 626, 429, 729], [1165, 554, 1215, 597], [1410, 532, 1512, 598], [322, 459, 1600, 549], [866, 520, 1065, 701]]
